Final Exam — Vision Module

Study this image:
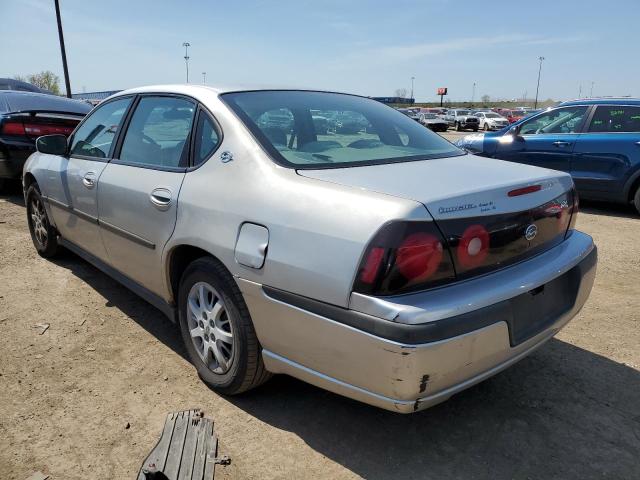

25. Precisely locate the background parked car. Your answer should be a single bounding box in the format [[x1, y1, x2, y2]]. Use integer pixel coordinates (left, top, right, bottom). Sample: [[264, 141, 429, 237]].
[[498, 109, 525, 124], [0, 77, 51, 94], [418, 112, 448, 132], [456, 99, 640, 213], [475, 112, 510, 131], [444, 109, 479, 131], [0, 90, 91, 191]]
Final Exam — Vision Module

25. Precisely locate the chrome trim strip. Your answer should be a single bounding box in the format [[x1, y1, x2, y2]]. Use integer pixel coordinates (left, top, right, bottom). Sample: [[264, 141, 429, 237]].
[[99, 219, 156, 250], [43, 195, 98, 224], [350, 231, 595, 324], [42, 195, 155, 249]]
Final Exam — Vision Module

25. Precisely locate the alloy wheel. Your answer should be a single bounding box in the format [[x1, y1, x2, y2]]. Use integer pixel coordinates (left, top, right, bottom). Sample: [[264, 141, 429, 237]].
[[30, 197, 48, 247], [187, 281, 234, 374]]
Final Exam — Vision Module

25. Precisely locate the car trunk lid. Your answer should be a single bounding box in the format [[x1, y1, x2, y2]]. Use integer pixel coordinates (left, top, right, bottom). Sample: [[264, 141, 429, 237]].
[[298, 154, 576, 280]]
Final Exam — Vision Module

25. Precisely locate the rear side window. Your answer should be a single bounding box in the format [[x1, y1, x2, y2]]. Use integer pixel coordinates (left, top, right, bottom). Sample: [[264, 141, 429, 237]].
[[588, 106, 640, 133], [70, 97, 132, 158], [119, 96, 195, 168], [193, 111, 221, 166]]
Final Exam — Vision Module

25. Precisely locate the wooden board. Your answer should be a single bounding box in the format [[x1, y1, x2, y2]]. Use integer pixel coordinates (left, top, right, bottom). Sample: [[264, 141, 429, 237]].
[[138, 409, 218, 480]]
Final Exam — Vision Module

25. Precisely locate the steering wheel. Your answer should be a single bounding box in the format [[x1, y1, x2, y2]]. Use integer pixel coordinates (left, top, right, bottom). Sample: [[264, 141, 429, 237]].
[[141, 133, 160, 147]]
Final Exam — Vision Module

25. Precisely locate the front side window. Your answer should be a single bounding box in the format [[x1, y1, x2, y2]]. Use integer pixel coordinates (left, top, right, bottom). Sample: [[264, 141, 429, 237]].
[[519, 106, 588, 135], [221, 91, 463, 168], [70, 97, 132, 158], [119, 96, 195, 168], [588, 106, 640, 133]]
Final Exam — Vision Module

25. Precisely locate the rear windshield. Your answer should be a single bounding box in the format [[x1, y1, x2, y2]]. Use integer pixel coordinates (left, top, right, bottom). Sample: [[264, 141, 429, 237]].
[[221, 91, 463, 169]]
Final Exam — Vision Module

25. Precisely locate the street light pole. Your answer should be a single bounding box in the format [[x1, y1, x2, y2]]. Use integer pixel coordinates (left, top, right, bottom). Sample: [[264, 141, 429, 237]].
[[534, 56, 545, 109], [410, 76, 415, 101], [182, 42, 190, 83], [471, 82, 476, 105], [54, 0, 72, 98], [202, 72, 206, 85]]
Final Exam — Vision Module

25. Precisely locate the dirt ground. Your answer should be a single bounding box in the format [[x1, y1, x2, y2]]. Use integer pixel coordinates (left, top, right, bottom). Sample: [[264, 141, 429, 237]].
[[1, 179, 639, 480]]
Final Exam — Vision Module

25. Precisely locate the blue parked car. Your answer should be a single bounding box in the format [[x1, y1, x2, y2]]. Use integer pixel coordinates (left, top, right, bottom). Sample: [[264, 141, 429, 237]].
[[457, 99, 640, 214]]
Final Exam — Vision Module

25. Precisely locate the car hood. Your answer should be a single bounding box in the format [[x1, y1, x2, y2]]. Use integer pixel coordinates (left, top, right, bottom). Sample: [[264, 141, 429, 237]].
[[297, 154, 573, 220]]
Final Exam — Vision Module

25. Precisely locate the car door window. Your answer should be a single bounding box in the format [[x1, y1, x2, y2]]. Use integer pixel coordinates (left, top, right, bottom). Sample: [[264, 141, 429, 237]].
[[588, 106, 640, 133], [519, 107, 588, 135], [69, 97, 132, 158], [119, 96, 196, 168], [193, 111, 222, 166]]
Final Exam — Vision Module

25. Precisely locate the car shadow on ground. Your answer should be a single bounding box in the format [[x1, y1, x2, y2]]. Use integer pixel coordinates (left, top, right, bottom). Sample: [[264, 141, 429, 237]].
[[51, 250, 640, 479], [0, 181, 25, 207], [49, 250, 188, 362], [229, 340, 640, 479], [579, 199, 638, 220]]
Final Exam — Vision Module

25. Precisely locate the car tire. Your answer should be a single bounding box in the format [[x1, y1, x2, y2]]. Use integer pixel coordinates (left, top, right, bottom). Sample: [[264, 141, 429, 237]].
[[633, 186, 640, 215], [26, 184, 60, 258], [472, 127, 479, 132], [455, 122, 462, 132], [484, 123, 490, 131], [178, 256, 271, 395], [0, 178, 5, 193]]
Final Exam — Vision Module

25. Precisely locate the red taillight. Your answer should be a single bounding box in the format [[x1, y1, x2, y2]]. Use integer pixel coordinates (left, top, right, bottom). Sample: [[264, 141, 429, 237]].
[[456, 224, 490, 269], [1, 121, 26, 135], [353, 222, 455, 296], [360, 247, 385, 284], [508, 185, 542, 197], [396, 233, 443, 282], [2, 120, 76, 137]]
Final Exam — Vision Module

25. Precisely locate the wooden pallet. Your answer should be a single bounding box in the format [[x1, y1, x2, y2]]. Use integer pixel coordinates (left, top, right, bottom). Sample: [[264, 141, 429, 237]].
[[137, 409, 218, 480]]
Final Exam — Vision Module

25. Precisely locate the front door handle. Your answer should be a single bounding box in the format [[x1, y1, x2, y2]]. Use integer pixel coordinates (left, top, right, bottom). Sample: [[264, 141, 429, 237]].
[[149, 187, 172, 210], [552, 141, 572, 148], [82, 171, 97, 188]]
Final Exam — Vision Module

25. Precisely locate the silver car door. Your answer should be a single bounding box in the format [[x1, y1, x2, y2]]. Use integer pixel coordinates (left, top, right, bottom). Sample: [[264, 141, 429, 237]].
[[45, 96, 133, 259], [97, 95, 196, 296]]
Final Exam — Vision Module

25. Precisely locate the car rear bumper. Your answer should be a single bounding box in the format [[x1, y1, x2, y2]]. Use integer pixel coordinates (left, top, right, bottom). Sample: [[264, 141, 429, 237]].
[[237, 231, 596, 413]]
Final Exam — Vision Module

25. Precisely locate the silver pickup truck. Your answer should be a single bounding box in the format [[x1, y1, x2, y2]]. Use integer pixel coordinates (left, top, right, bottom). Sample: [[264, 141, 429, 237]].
[[445, 109, 480, 131]]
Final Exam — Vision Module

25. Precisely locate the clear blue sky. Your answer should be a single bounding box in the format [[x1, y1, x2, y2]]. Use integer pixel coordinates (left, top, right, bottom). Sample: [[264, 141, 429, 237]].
[[2, 0, 639, 102]]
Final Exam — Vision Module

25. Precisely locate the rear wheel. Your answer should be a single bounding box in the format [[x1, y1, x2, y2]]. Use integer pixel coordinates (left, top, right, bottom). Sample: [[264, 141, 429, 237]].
[[178, 257, 271, 395], [633, 186, 640, 215], [455, 122, 462, 131], [26, 184, 60, 258], [484, 122, 490, 131]]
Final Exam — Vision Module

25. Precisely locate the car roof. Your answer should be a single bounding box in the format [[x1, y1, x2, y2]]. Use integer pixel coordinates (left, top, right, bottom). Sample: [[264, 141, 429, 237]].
[[0, 90, 91, 115], [0, 77, 50, 94], [559, 98, 640, 107]]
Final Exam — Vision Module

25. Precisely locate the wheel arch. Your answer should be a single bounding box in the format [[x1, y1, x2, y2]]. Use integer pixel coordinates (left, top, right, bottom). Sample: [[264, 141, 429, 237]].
[[624, 167, 640, 203], [166, 244, 234, 305]]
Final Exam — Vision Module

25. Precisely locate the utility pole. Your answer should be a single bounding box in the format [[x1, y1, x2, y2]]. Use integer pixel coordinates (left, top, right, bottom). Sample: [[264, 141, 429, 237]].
[[54, 0, 72, 98], [578, 84, 582, 99], [471, 82, 476, 105], [410, 76, 415, 101], [534, 56, 545, 109], [182, 42, 191, 83], [202, 72, 206, 85], [590, 81, 594, 98]]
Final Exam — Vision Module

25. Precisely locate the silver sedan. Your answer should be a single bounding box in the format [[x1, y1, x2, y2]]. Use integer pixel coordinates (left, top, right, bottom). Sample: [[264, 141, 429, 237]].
[[23, 85, 596, 413]]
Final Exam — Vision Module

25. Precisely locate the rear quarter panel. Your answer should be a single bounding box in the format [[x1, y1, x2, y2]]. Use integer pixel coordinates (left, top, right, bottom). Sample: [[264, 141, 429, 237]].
[[165, 99, 428, 307]]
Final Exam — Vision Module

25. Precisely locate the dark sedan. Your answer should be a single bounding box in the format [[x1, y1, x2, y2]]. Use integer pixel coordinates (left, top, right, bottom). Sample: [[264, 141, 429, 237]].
[[0, 91, 90, 191]]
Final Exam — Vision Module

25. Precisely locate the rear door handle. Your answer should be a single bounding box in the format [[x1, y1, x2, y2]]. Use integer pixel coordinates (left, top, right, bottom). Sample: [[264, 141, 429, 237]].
[[82, 171, 97, 188], [149, 187, 172, 210], [552, 141, 572, 148]]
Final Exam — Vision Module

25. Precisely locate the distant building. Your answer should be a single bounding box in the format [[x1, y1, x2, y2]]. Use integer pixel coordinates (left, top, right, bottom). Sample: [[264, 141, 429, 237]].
[[72, 90, 121, 104], [371, 96, 415, 105]]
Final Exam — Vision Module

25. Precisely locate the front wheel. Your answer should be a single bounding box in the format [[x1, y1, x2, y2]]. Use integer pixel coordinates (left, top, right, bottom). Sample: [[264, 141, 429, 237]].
[[26, 184, 60, 258], [455, 122, 462, 131], [178, 257, 271, 395], [484, 123, 490, 131]]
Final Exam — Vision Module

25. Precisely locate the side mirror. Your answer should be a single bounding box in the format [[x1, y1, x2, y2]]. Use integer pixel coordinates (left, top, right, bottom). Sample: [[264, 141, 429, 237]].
[[36, 134, 68, 156], [509, 125, 522, 137]]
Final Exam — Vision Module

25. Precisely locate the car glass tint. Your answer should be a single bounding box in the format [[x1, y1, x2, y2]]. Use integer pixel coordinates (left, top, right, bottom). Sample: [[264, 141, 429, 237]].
[[221, 91, 463, 168], [588, 106, 640, 133], [70, 97, 132, 158], [193, 112, 221, 166], [519, 106, 588, 135], [119, 96, 195, 168]]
